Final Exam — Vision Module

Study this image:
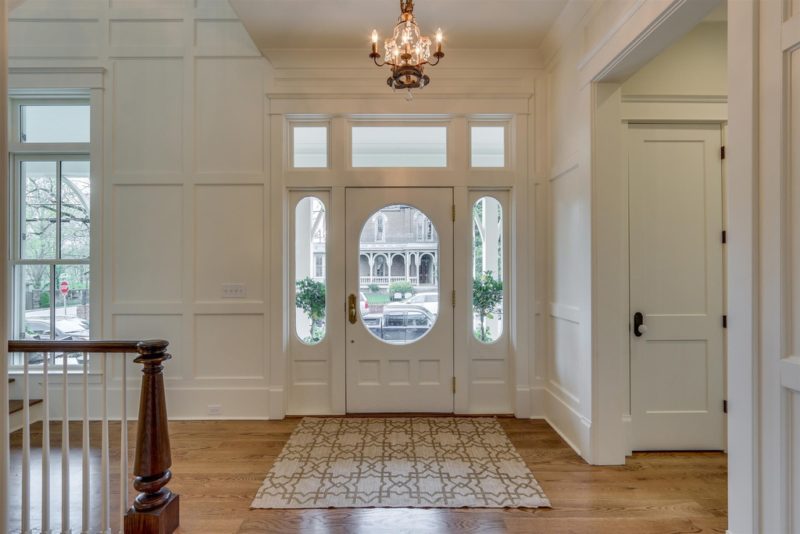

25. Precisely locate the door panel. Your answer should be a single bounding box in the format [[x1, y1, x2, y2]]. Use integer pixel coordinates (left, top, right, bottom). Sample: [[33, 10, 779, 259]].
[[629, 124, 724, 451], [345, 188, 454, 413]]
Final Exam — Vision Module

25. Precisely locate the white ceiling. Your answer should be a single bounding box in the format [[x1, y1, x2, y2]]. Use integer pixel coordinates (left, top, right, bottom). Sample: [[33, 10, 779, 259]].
[[229, 0, 569, 51]]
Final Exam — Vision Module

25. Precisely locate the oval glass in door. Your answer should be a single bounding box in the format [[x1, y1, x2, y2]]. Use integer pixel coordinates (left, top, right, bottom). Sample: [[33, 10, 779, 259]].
[[358, 204, 439, 345]]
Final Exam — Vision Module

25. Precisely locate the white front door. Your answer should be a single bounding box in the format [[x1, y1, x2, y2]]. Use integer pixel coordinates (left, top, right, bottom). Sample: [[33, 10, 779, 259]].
[[345, 187, 454, 413], [629, 123, 725, 451]]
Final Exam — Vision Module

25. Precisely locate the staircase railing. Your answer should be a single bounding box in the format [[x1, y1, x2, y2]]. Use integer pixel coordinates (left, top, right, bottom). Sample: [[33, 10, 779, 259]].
[[4, 339, 179, 534]]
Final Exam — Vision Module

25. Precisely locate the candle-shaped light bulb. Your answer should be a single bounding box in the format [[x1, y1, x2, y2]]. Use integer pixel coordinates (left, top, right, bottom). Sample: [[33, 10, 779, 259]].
[[436, 28, 443, 43], [371, 29, 378, 55]]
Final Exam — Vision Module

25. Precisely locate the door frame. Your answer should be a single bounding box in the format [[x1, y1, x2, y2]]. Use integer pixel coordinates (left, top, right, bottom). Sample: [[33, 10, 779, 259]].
[[271, 103, 534, 420]]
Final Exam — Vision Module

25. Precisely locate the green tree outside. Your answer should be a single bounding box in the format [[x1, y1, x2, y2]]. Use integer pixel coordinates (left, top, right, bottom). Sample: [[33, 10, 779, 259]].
[[295, 277, 326, 344], [472, 271, 503, 342]]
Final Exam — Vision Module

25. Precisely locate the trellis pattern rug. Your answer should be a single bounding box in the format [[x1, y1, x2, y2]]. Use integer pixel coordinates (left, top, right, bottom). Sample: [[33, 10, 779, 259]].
[[251, 417, 550, 509]]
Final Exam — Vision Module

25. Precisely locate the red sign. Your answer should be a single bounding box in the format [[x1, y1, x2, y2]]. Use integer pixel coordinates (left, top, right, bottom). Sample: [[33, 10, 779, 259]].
[[59, 280, 69, 296]]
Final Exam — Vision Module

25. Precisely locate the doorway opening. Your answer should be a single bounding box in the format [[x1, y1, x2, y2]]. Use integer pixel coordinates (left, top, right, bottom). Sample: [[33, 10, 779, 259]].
[[591, 2, 728, 457]]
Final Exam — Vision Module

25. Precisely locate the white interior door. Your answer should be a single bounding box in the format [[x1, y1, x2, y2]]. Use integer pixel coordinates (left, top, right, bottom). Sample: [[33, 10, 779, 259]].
[[345, 187, 453, 413], [629, 123, 725, 451]]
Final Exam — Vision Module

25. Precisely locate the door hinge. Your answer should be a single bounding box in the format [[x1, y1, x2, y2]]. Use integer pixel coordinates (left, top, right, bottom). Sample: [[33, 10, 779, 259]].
[[721, 146, 726, 160], [723, 315, 728, 329], [452, 204, 456, 221], [722, 230, 727, 244], [452, 290, 456, 308], [723, 400, 728, 414], [452, 376, 456, 394]]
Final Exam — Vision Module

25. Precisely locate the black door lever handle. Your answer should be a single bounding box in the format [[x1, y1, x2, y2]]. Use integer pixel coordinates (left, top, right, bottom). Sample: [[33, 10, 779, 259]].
[[633, 312, 647, 337]]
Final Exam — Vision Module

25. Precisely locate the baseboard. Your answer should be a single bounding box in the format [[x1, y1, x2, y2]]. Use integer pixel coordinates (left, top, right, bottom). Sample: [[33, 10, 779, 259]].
[[529, 385, 546, 418], [543, 387, 591, 462], [622, 414, 633, 456]]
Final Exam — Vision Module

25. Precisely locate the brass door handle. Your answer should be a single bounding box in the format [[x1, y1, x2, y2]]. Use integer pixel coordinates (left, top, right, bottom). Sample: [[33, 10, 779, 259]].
[[348, 294, 358, 324]]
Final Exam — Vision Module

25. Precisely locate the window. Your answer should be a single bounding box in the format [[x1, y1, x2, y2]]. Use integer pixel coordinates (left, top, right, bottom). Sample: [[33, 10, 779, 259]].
[[294, 196, 327, 344], [471, 126, 505, 168], [359, 204, 439, 345], [10, 97, 93, 370], [12, 157, 92, 366], [292, 125, 328, 168], [352, 126, 447, 168], [314, 254, 325, 279], [21, 104, 90, 144], [472, 196, 504, 342]]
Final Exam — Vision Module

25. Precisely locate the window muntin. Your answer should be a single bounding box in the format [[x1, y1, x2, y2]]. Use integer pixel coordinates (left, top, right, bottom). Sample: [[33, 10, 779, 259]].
[[359, 204, 439, 345], [292, 125, 328, 168], [471, 126, 505, 168], [294, 196, 327, 344], [21, 104, 90, 143], [352, 126, 447, 168], [472, 196, 504, 343]]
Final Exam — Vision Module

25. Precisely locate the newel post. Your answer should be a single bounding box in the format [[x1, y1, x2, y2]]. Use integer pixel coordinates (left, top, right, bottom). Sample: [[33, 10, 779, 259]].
[[124, 340, 179, 534]]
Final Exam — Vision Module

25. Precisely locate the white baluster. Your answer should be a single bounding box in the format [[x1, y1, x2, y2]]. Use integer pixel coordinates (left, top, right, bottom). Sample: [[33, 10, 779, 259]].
[[42, 353, 50, 533], [120, 357, 128, 530], [101, 354, 110, 533], [61, 353, 70, 533], [81, 354, 89, 534], [22, 354, 30, 533]]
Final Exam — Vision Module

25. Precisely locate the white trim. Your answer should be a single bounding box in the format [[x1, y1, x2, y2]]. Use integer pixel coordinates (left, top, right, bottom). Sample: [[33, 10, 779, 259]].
[[8, 67, 105, 91], [1, 1, 10, 529]]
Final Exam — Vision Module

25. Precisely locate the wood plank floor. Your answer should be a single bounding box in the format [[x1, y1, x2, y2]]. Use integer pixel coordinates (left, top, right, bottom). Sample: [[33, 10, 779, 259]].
[[9, 418, 727, 534]]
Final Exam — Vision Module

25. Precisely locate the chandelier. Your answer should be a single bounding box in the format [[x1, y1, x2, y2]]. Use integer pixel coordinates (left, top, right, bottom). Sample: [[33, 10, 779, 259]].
[[370, 0, 444, 94]]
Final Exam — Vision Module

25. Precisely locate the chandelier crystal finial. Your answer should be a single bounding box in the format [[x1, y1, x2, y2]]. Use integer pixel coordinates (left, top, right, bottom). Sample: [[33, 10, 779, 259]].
[[370, 0, 445, 94]]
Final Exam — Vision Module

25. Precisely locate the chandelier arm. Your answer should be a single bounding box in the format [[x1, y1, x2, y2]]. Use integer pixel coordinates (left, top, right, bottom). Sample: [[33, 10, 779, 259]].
[[372, 56, 386, 67]]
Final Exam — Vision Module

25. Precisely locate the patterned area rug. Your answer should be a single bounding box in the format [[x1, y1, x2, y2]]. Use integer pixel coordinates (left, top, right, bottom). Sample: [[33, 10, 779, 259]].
[[251, 417, 550, 509]]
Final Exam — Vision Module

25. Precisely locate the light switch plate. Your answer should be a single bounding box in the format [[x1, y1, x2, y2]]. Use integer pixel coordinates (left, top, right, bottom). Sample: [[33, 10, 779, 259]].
[[222, 283, 246, 299]]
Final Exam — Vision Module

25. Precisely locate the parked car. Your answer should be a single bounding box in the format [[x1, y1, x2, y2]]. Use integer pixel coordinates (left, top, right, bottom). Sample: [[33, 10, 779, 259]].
[[362, 313, 384, 339], [363, 305, 434, 344], [24, 317, 90, 341], [359, 291, 370, 312], [399, 292, 439, 316], [20, 318, 90, 364]]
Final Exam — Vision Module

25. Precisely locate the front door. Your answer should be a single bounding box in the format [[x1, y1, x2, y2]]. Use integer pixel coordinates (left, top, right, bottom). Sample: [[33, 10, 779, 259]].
[[629, 123, 725, 450], [345, 187, 454, 413]]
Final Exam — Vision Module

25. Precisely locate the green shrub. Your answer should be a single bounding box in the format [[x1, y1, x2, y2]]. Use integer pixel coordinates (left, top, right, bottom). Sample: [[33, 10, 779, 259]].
[[368, 283, 380, 293], [39, 291, 50, 308], [389, 280, 413, 297]]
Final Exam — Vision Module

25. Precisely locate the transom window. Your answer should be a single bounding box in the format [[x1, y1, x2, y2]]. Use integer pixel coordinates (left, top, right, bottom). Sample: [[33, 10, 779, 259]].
[[20, 103, 90, 144], [352, 126, 447, 168]]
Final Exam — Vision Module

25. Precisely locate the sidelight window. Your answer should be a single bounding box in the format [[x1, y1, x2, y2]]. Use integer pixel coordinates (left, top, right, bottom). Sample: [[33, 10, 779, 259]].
[[294, 196, 327, 344], [472, 196, 504, 342]]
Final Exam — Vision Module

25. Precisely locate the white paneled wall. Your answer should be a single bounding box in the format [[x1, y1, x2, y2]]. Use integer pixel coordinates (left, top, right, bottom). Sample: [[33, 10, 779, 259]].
[[540, 20, 593, 459], [9, 0, 271, 418]]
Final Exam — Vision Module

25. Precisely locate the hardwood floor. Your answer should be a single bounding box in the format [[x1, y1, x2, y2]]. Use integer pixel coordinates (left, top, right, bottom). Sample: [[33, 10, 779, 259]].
[[9, 418, 727, 534]]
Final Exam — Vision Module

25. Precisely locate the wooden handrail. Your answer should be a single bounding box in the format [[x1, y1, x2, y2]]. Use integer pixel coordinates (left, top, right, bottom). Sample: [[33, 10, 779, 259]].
[[6, 338, 180, 533], [8, 339, 164, 354]]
